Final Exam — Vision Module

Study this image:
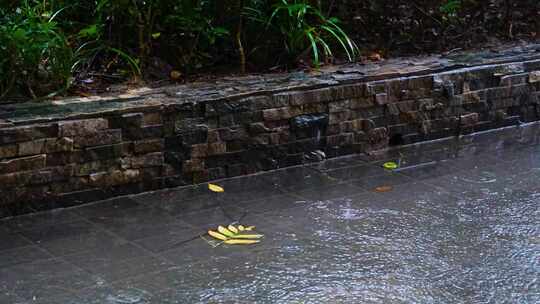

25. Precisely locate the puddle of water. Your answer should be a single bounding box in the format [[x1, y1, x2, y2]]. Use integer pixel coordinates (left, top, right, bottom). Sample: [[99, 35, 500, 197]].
[[180, 187, 540, 303]]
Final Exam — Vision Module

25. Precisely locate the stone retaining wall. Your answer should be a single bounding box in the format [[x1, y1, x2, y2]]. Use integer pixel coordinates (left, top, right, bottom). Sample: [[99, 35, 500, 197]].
[[1, 59, 540, 216]]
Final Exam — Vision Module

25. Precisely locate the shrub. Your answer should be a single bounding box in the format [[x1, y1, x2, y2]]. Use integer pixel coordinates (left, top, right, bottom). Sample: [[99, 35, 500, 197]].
[[246, 0, 359, 67], [0, 1, 73, 99]]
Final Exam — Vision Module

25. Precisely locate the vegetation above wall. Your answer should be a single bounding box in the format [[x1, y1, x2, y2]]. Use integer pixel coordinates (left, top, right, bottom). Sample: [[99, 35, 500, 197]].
[[0, 0, 538, 101]]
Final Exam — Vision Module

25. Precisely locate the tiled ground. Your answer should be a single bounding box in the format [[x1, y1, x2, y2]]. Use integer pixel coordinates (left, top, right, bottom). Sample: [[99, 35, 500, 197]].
[[1, 123, 539, 303]]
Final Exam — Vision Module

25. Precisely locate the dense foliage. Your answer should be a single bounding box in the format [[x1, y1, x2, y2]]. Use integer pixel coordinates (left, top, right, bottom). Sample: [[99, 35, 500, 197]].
[[337, 0, 539, 55], [0, 0, 538, 100]]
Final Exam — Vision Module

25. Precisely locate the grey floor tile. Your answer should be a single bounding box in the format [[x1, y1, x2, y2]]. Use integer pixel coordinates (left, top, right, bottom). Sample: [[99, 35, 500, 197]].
[[0, 245, 52, 268], [1, 209, 82, 232], [175, 206, 245, 229], [160, 238, 240, 266], [33, 230, 127, 257], [111, 267, 202, 301], [19, 220, 95, 243], [133, 224, 206, 253], [235, 194, 307, 215], [351, 171, 415, 191], [0, 232, 33, 251], [262, 166, 342, 191], [0, 258, 80, 286], [72, 197, 143, 219], [85, 207, 179, 240], [77, 255, 174, 283], [326, 164, 388, 182], [292, 183, 366, 201], [62, 242, 152, 271], [309, 154, 367, 171], [1, 123, 540, 304]]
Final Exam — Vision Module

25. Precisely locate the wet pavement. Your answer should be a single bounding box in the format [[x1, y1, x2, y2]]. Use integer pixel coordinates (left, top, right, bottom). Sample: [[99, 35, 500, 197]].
[[1, 124, 540, 303]]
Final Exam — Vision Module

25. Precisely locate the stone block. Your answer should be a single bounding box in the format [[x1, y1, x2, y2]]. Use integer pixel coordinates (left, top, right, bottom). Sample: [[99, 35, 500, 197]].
[[17, 137, 73, 156], [0, 124, 58, 144], [46, 151, 83, 166], [0, 144, 18, 159], [262, 107, 295, 121], [407, 75, 434, 90], [511, 84, 530, 97], [328, 100, 350, 113], [249, 123, 271, 135], [74, 159, 120, 176], [131, 152, 164, 168], [143, 112, 162, 126], [368, 127, 388, 144], [386, 103, 400, 116], [326, 124, 340, 135], [460, 113, 479, 126], [208, 143, 227, 155], [460, 91, 484, 104], [46, 137, 74, 153], [333, 84, 368, 99], [219, 114, 235, 127], [301, 103, 327, 114], [28, 166, 73, 186], [340, 119, 363, 133], [0, 154, 46, 174], [183, 159, 204, 173], [353, 131, 368, 143], [207, 130, 221, 142], [110, 113, 142, 138], [18, 139, 46, 156], [191, 144, 209, 158], [58, 118, 108, 137], [136, 125, 164, 139], [349, 97, 375, 109], [374, 93, 388, 106], [367, 83, 386, 95], [485, 87, 512, 100], [83, 143, 124, 162], [276, 88, 334, 106], [134, 139, 164, 154], [89, 169, 141, 187], [500, 73, 529, 86], [177, 124, 208, 145], [329, 111, 350, 124], [529, 71, 540, 83], [0, 171, 31, 186], [74, 129, 122, 148], [361, 119, 376, 131], [357, 107, 385, 119], [235, 111, 262, 125]]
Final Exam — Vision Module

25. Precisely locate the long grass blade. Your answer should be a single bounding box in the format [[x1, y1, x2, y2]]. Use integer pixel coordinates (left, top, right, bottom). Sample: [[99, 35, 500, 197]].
[[321, 25, 352, 61], [306, 30, 319, 67]]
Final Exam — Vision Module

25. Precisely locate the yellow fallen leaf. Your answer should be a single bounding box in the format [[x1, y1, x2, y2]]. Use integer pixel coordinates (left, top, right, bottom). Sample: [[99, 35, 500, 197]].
[[217, 225, 236, 237], [228, 225, 239, 234], [224, 239, 260, 245], [208, 183, 224, 193], [233, 234, 263, 239], [383, 162, 398, 170], [374, 185, 393, 193], [208, 230, 228, 241]]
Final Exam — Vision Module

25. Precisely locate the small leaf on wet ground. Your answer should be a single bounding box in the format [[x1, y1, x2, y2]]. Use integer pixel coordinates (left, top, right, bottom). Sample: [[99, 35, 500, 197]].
[[374, 185, 393, 192], [206, 224, 263, 246]]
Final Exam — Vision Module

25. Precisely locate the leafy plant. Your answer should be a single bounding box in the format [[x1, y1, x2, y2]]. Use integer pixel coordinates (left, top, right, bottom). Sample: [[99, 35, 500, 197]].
[[163, 1, 230, 72], [0, 1, 74, 99], [440, 0, 462, 16], [252, 0, 359, 67]]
